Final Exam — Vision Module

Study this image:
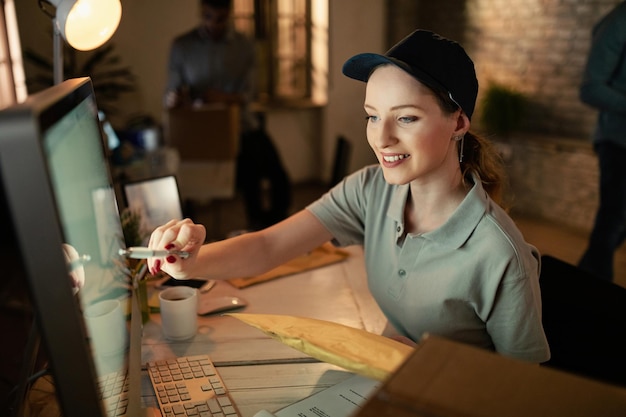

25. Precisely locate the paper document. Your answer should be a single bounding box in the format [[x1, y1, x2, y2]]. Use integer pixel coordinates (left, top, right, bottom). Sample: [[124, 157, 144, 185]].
[[254, 374, 380, 417]]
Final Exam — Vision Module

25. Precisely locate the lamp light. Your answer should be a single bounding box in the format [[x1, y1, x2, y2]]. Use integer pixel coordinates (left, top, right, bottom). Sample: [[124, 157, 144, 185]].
[[50, 0, 122, 51], [39, 0, 122, 84]]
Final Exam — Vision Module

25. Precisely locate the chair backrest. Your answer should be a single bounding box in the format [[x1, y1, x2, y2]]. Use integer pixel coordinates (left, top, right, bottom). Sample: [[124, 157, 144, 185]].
[[122, 175, 184, 236], [539, 255, 626, 387], [330, 136, 352, 188]]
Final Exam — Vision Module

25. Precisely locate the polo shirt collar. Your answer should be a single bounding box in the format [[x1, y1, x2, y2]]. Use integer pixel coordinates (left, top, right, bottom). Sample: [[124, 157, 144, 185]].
[[387, 172, 489, 249]]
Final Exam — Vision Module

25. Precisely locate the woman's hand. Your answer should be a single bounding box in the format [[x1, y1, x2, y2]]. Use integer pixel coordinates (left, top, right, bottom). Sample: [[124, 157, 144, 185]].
[[63, 243, 85, 294], [165, 90, 179, 108], [147, 218, 207, 278]]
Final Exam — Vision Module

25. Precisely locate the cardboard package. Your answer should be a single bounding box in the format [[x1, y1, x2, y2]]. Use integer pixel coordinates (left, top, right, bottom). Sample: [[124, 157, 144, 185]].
[[228, 312, 413, 381], [356, 335, 626, 417], [228, 243, 350, 288], [164, 105, 240, 202], [165, 104, 240, 161]]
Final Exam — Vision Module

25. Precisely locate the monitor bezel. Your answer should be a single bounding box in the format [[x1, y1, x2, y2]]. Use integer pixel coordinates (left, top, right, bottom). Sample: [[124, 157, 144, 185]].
[[0, 77, 118, 416]]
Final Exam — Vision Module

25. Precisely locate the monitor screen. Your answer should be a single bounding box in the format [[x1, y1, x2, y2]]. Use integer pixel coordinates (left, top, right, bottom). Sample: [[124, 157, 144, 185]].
[[0, 77, 141, 417]]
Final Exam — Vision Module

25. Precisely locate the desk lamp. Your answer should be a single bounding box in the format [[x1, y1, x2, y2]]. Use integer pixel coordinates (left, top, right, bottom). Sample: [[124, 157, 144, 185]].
[[38, 0, 122, 84]]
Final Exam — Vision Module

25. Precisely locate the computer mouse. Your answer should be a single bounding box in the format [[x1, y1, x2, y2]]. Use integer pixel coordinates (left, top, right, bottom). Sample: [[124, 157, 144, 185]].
[[197, 295, 248, 315]]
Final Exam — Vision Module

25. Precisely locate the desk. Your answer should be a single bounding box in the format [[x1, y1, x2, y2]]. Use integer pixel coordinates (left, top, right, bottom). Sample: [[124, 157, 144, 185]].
[[140, 246, 387, 416]]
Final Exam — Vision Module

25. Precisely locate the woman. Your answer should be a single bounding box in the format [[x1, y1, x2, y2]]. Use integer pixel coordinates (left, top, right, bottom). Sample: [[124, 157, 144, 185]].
[[148, 30, 550, 363]]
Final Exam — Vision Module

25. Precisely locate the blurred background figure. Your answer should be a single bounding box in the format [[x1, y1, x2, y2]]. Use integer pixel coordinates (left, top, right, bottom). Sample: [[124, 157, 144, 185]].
[[164, 0, 291, 231], [577, 1, 626, 282]]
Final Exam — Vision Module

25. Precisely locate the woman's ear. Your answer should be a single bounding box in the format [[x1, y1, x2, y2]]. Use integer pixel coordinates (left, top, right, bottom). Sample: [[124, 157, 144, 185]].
[[453, 112, 471, 136]]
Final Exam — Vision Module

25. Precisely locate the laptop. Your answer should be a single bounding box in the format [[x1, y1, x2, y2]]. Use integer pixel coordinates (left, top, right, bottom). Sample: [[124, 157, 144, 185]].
[[122, 175, 184, 237]]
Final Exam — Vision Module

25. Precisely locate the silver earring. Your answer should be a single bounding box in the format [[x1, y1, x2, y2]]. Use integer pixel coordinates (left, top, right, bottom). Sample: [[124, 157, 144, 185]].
[[455, 135, 465, 163]]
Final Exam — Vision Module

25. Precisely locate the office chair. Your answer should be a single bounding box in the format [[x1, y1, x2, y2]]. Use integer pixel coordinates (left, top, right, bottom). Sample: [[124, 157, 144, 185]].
[[539, 254, 626, 387], [329, 136, 352, 188]]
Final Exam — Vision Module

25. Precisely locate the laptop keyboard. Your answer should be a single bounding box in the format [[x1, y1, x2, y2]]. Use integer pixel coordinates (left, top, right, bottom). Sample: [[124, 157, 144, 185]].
[[147, 354, 240, 417]]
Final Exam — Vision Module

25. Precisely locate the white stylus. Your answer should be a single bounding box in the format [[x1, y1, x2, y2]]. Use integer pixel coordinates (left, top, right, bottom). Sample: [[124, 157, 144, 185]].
[[67, 254, 91, 272], [118, 247, 190, 259]]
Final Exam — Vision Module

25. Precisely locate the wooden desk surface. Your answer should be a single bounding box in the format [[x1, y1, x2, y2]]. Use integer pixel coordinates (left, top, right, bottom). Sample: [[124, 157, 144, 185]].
[[140, 245, 387, 416]]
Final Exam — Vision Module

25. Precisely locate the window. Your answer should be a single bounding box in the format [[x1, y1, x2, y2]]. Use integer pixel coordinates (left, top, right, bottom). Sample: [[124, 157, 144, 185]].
[[233, 0, 328, 106], [0, 0, 26, 109]]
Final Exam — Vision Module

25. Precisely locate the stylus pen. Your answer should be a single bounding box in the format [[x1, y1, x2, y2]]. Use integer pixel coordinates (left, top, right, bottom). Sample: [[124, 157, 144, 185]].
[[67, 254, 91, 272], [119, 247, 190, 259]]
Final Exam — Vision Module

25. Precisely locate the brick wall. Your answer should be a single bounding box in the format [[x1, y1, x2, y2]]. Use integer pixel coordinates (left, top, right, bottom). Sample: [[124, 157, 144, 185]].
[[386, 0, 622, 232], [496, 135, 598, 232]]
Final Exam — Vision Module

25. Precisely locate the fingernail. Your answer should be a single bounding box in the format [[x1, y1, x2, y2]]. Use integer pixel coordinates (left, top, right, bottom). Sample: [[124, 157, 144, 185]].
[[165, 243, 175, 250], [166, 256, 176, 264], [154, 259, 161, 273]]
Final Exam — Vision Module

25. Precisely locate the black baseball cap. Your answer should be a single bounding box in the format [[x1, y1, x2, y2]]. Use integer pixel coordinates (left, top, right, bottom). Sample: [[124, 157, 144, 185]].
[[342, 30, 478, 120]]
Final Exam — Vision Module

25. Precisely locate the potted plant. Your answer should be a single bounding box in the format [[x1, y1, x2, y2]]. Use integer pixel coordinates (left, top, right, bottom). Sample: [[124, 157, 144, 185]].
[[23, 43, 135, 117], [479, 82, 527, 137], [120, 207, 151, 323]]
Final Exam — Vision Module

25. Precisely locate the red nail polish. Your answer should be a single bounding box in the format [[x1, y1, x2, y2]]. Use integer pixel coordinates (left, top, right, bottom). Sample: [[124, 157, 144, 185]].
[[165, 243, 175, 250], [166, 256, 176, 263], [154, 259, 161, 272]]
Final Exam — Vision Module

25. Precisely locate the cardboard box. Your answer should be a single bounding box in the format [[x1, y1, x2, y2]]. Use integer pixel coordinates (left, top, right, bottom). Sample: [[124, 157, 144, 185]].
[[165, 104, 240, 161], [164, 105, 240, 203], [176, 160, 237, 202], [356, 335, 626, 417]]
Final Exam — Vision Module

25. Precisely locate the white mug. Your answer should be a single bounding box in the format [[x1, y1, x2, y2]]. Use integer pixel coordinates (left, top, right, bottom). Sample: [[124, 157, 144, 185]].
[[83, 299, 127, 357], [159, 286, 198, 340]]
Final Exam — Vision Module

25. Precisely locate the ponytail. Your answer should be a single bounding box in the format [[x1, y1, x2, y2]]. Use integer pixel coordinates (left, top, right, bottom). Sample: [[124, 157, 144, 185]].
[[460, 131, 508, 208], [430, 85, 509, 208]]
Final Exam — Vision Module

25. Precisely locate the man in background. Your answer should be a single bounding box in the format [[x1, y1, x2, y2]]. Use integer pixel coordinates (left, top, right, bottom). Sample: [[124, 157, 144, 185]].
[[578, 1, 626, 282], [165, 0, 291, 231]]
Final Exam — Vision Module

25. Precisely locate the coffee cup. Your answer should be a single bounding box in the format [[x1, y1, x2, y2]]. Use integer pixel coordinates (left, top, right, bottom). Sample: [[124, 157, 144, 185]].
[[159, 286, 198, 340]]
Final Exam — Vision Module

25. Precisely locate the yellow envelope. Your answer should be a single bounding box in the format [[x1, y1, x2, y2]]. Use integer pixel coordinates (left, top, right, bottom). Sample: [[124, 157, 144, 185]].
[[227, 313, 413, 381], [227, 243, 349, 288]]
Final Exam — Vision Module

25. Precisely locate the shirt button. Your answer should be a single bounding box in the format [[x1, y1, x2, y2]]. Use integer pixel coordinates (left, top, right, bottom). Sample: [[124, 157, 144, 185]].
[[396, 226, 402, 233], [398, 269, 406, 277]]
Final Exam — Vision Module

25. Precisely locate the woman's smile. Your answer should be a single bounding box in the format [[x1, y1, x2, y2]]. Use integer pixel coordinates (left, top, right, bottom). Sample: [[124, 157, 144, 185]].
[[381, 152, 411, 167]]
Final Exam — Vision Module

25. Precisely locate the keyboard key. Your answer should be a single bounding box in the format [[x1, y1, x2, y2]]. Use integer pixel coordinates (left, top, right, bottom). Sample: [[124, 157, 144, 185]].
[[222, 405, 237, 415], [217, 397, 231, 407]]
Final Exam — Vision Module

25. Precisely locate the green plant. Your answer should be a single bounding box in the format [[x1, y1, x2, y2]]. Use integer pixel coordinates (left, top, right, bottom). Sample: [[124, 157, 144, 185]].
[[23, 43, 135, 116], [479, 83, 527, 136], [120, 208, 147, 248]]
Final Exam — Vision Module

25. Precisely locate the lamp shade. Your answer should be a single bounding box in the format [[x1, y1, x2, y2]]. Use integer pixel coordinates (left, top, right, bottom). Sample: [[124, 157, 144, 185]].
[[50, 0, 122, 51]]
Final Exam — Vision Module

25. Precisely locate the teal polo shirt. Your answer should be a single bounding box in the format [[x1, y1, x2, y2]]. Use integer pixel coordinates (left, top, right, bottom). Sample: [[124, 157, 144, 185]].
[[307, 165, 550, 363]]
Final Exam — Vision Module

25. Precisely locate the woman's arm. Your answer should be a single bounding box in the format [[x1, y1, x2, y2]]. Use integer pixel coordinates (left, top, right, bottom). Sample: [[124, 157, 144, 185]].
[[148, 209, 333, 280]]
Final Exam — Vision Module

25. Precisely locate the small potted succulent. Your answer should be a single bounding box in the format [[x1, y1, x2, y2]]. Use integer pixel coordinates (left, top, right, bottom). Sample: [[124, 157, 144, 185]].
[[120, 207, 151, 323]]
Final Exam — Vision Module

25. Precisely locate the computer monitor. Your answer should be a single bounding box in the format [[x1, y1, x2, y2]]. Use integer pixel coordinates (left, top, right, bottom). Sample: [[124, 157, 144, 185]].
[[0, 77, 142, 416]]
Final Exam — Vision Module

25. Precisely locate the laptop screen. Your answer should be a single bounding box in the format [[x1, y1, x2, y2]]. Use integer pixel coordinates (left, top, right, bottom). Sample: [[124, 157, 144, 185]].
[[123, 175, 183, 237]]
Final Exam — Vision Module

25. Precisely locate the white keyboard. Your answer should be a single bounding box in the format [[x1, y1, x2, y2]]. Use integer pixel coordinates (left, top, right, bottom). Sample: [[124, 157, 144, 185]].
[[147, 354, 240, 417]]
